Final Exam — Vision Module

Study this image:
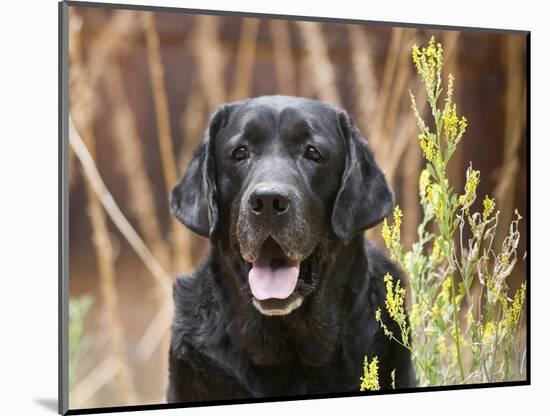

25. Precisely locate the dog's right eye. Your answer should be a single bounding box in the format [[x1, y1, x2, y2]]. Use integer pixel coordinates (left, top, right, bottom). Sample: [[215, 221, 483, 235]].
[[231, 146, 249, 161], [304, 145, 323, 163]]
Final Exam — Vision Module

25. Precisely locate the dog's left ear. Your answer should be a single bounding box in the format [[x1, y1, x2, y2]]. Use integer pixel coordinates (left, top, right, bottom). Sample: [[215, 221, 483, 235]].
[[170, 104, 234, 239], [331, 111, 395, 244]]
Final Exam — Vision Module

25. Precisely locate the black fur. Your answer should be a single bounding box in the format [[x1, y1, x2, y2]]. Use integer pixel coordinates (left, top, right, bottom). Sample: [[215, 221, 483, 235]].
[[168, 96, 415, 403]]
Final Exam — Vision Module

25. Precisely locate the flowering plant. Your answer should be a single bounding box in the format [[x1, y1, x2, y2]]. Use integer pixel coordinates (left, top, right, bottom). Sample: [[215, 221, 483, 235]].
[[361, 37, 526, 389]]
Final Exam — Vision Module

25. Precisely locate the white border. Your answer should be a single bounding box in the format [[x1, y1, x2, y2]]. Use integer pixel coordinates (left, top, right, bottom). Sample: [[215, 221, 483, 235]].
[[1, 0, 548, 415]]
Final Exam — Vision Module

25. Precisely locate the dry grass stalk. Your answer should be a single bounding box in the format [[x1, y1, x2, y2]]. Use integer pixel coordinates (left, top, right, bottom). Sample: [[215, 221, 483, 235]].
[[296, 21, 342, 107], [385, 86, 426, 184], [494, 36, 526, 244], [179, 77, 207, 170], [70, 357, 121, 408], [105, 60, 172, 271], [180, 14, 230, 169], [86, 11, 141, 93], [194, 15, 228, 111], [78, 151, 137, 405], [140, 11, 192, 274], [348, 25, 379, 138], [370, 28, 404, 149], [69, 12, 137, 404], [359, 29, 405, 244], [69, 147, 78, 190], [71, 114, 175, 367], [298, 53, 315, 98], [136, 302, 173, 360], [270, 19, 296, 96], [65, 8, 81, 196], [374, 88, 422, 253], [104, 59, 174, 371], [230, 18, 260, 101], [140, 11, 178, 194], [69, 116, 173, 295], [379, 29, 417, 164]]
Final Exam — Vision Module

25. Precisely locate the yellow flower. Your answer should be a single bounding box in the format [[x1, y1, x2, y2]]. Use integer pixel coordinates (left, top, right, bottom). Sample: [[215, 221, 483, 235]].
[[419, 133, 436, 161], [459, 116, 468, 138], [392, 206, 403, 238], [503, 283, 526, 331], [441, 73, 468, 147], [375, 308, 382, 322], [445, 73, 455, 107], [483, 196, 496, 220], [412, 37, 444, 100], [384, 273, 406, 323], [360, 356, 381, 391], [381, 206, 403, 260], [459, 167, 480, 208], [429, 238, 445, 264], [482, 321, 495, 343], [427, 183, 445, 220], [431, 277, 452, 321], [443, 104, 459, 141], [381, 218, 391, 249], [441, 277, 452, 298], [419, 169, 431, 202], [499, 253, 510, 267]]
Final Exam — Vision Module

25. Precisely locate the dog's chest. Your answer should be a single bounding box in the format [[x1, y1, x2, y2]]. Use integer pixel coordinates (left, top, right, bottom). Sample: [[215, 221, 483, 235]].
[[205, 333, 359, 398], [249, 359, 358, 396]]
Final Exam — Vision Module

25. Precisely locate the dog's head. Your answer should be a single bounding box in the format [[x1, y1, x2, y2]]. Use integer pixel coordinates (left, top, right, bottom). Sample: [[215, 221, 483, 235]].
[[171, 96, 393, 316]]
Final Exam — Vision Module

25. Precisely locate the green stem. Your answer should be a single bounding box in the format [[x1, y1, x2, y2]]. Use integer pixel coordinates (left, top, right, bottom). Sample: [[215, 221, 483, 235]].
[[394, 332, 433, 385], [450, 276, 465, 381], [434, 109, 465, 382], [489, 305, 503, 382]]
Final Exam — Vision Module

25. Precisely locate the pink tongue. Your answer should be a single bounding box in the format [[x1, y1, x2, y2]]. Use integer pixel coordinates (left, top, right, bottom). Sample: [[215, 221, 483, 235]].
[[248, 262, 300, 300]]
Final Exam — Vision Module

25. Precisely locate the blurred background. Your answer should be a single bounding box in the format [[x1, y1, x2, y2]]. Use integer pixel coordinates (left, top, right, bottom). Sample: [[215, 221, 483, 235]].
[[67, 5, 527, 410]]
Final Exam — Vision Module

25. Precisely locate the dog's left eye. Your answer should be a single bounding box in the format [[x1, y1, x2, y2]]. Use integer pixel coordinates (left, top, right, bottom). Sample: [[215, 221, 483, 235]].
[[304, 145, 323, 163], [231, 146, 249, 161]]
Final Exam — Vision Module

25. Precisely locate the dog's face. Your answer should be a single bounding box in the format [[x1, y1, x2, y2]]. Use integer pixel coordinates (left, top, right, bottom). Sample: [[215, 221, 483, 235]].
[[171, 96, 394, 316]]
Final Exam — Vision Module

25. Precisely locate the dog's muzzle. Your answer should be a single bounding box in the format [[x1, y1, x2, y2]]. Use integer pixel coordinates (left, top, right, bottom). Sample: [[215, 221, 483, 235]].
[[247, 237, 319, 316]]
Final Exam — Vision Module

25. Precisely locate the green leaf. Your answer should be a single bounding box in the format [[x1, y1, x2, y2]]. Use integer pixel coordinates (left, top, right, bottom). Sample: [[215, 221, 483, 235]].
[[445, 145, 455, 163], [440, 220, 448, 237], [426, 163, 437, 179], [450, 194, 458, 207]]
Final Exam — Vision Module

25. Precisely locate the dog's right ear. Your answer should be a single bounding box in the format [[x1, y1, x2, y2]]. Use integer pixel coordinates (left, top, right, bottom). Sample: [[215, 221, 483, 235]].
[[170, 104, 234, 239]]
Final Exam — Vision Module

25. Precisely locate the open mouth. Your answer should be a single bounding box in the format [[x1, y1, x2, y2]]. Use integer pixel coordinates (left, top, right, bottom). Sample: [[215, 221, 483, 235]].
[[247, 237, 317, 316]]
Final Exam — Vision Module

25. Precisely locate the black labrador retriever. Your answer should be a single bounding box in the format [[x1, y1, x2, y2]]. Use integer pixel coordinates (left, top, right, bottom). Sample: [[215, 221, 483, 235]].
[[167, 96, 415, 402]]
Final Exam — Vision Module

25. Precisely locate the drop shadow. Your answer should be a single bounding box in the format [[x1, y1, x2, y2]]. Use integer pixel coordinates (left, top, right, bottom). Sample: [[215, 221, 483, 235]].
[[34, 398, 58, 413]]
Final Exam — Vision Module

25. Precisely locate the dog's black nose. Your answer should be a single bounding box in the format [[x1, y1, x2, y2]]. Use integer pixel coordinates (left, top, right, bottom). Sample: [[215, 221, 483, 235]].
[[249, 186, 290, 216]]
